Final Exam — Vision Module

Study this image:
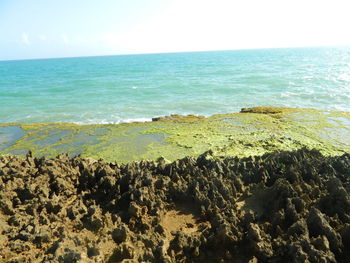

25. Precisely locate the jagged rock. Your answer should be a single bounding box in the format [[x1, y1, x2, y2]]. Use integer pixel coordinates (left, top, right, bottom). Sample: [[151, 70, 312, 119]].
[[307, 207, 343, 254], [0, 149, 350, 262]]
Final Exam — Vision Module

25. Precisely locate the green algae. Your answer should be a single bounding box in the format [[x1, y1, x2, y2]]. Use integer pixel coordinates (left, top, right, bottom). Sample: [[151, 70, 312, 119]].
[[1, 107, 349, 163]]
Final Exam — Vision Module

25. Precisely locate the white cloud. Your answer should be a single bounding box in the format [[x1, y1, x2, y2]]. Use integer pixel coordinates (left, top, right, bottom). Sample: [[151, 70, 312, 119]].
[[21, 33, 31, 45]]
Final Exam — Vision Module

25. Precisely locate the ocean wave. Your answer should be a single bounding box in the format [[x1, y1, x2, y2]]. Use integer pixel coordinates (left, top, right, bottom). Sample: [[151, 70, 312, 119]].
[[300, 75, 314, 80], [73, 117, 153, 125], [2, 47, 350, 124], [121, 117, 152, 123], [280, 91, 298, 97]]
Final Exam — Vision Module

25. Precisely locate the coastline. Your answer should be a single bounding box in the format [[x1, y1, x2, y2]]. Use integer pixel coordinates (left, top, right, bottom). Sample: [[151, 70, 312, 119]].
[[1, 148, 350, 262], [0, 106, 350, 163], [1, 106, 350, 261]]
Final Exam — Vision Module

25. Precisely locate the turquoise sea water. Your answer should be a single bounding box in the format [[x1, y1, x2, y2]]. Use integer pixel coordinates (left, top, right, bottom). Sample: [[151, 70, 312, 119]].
[[1, 47, 350, 124]]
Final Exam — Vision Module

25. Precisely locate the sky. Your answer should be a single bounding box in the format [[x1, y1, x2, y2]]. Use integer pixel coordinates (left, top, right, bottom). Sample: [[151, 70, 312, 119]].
[[1, 0, 350, 60]]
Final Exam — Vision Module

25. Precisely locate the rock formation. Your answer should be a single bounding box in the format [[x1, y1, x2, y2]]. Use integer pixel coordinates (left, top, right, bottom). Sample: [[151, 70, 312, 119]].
[[0, 149, 350, 262]]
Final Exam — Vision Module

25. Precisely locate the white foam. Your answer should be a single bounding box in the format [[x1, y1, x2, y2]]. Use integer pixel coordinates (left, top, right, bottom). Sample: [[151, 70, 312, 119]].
[[301, 76, 314, 80], [338, 73, 350, 82], [73, 117, 152, 125], [121, 118, 152, 123], [281, 91, 297, 97]]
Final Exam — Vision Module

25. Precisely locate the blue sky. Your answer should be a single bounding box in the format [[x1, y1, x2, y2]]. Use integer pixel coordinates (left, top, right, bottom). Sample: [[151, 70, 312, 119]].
[[1, 0, 350, 60]]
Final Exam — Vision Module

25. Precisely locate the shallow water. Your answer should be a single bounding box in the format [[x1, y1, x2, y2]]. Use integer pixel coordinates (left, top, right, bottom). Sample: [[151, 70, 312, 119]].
[[0, 126, 25, 150]]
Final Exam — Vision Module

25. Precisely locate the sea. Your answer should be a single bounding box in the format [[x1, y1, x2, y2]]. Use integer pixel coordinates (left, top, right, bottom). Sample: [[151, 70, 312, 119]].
[[1, 46, 350, 124]]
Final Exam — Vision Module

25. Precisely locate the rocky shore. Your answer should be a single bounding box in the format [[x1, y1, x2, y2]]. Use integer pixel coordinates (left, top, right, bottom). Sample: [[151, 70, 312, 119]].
[[1, 148, 350, 262], [1, 107, 350, 163]]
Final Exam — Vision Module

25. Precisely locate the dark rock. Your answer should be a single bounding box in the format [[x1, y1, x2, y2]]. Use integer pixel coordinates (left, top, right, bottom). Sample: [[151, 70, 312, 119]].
[[307, 207, 343, 254], [112, 226, 128, 243], [1, 149, 350, 262]]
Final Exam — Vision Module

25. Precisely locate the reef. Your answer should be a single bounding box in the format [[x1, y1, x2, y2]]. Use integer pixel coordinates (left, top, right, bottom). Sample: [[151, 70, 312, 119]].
[[1, 148, 350, 262], [1, 107, 350, 163]]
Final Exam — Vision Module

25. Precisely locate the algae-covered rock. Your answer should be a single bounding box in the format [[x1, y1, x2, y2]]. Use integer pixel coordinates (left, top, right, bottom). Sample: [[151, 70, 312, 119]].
[[1, 107, 350, 163]]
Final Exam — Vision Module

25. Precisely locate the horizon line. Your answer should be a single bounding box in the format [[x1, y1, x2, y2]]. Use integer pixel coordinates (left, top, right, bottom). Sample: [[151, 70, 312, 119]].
[[1, 44, 349, 62]]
